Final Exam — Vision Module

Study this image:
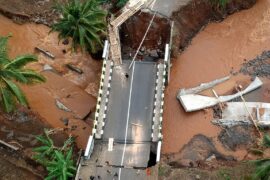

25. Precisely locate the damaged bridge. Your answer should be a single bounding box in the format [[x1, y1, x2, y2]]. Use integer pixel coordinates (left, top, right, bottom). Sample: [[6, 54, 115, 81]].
[[77, 0, 173, 179]]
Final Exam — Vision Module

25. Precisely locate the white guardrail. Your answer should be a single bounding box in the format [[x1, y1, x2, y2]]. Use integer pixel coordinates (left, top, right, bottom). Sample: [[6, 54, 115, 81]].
[[84, 40, 113, 159], [153, 43, 170, 162]]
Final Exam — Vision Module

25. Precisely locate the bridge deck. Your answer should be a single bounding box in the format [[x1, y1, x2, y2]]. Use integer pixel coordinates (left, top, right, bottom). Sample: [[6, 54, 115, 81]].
[[103, 61, 157, 142], [101, 61, 157, 169]]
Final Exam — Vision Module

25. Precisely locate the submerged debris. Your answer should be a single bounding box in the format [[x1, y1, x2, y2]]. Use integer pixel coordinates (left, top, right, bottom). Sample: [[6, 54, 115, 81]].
[[66, 63, 83, 74], [35, 47, 55, 59], [55, 99, 71, 112]]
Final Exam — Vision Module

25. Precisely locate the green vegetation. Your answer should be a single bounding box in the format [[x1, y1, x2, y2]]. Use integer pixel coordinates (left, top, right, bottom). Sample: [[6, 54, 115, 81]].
[[218, 169, 231, 180], [251, 134, 270, 180], [98, 0, 128, 8], [210, 0, 230, 8], [33, 129, 76, 180], [51, 0, 107, 53], [115, 0, 129, 8], [0, 35, 45, 113]]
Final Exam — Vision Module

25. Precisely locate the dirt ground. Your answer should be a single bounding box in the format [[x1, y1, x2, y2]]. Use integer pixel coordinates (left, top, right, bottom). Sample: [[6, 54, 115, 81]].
[[0, 0, 64, 26], [162, 0, 270, 163], [159, 162, 255, 180], [0, 106, 70, 179]]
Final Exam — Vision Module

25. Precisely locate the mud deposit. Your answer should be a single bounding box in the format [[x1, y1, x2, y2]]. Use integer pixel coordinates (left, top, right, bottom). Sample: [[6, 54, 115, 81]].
[[162, 0, 270, 163], [218, 125, 256, 151], [241, 50, 270, 77], [165, 134, 235, 168]]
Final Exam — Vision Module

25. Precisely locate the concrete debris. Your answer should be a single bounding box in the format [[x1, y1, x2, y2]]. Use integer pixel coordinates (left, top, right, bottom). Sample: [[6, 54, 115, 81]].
[[179, 76, 230, 96], [0, 139, 19, 151], [66, 63, 83, 74], [178, 77, 263, 112], [60, 117, 69, 126], [212, 102, 270, 128], [43, 64, 53, 71], [55, 99, 71, 112], [35, 47, 55, 59], [206, 154, 216, 162]]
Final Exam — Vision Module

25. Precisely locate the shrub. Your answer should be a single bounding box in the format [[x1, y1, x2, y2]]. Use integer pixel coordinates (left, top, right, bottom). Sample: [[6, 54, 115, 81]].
[[251, 134, 270, 180], [33, 129, 76, 180], [51, 0, 107, 53], [210, 0, 230, 9], [97, 0, 128, 8]]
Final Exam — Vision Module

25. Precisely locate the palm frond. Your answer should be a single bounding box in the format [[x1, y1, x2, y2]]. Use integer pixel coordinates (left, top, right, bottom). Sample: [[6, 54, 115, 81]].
[[1, 69, 28, 83], [0, 35, 44, 112], [0, 87, 15, 113], [20, 70, 46, 83], [263, 134, 270, 147], [5, 54, 38, 69], [252, 160, 270, 180], [0, 36, 11, 65], [3, 78, 28, 106]]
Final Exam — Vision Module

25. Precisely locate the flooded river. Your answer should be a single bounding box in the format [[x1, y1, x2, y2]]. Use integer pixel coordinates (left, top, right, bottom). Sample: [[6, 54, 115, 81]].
[[163, 0, 270, 160], [0, 15, 101, 148]]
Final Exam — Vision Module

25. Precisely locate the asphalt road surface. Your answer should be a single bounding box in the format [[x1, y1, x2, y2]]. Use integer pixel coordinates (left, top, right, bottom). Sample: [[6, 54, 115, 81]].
[[102, 61, 157, 170]]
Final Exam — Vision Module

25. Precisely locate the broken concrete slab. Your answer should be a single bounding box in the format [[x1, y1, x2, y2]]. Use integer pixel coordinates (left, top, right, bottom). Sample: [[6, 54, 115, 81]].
[[178, 77, 263, 112], [179, 76, 230, 96], [212, 102, 270, 128]]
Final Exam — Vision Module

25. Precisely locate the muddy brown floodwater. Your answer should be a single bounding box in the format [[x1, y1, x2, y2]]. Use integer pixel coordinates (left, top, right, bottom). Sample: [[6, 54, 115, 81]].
[[0, 14, 102, 149], [163, 0, 270, 160]]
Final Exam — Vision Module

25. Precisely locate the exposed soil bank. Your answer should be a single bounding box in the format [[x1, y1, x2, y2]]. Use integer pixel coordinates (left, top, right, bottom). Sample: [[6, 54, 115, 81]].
[[171, 0, 256, 55], [0, 14, 102, 148], [0, 0, 63, 26], [0, 107, 70, 179], [162, 0, 270, 162], [120, 11, 171, 59]]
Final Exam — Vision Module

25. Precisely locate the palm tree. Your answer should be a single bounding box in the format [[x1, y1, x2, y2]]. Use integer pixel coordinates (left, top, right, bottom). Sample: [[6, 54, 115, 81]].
[[51, 0, 107, 53], [0, 35, 45, 113]]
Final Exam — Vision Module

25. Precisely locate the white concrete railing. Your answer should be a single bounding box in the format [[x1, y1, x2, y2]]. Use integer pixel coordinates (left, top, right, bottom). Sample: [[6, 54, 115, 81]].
[[90, 40, 113, 139], [151, 62, 166, 142]]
